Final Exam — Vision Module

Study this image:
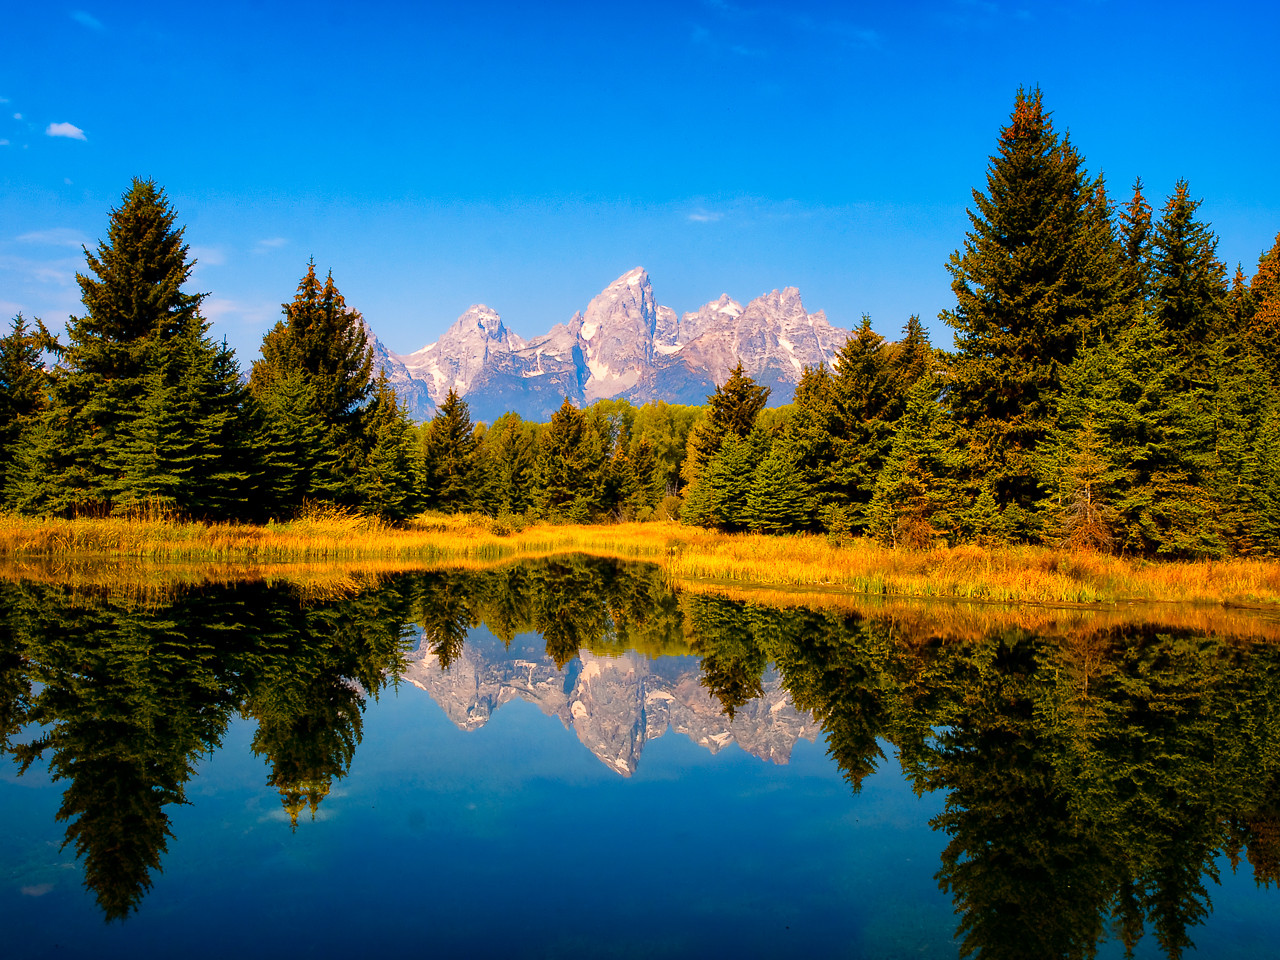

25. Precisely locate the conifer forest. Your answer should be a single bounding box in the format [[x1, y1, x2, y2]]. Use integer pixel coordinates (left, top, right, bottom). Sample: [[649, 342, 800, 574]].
[[4, 88, 1279, 560]]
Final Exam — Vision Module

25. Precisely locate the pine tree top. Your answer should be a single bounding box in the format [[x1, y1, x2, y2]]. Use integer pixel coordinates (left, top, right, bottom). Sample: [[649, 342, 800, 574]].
[[73, 178, 203, 347]]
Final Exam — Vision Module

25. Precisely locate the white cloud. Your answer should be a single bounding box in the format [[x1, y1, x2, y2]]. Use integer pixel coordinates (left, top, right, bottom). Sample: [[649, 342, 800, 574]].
[[14, 113, 23, 120], [17, 228, 89, 247], [202, 297, 278, 330], [0, 253, 79, 288], [688, 209, 724, 223], [71, 10, 104, 30], [190, 245, 227, 267], [0, 140, 9, 147], [46, 122, 87, 141], [253, 237, 288, 253]]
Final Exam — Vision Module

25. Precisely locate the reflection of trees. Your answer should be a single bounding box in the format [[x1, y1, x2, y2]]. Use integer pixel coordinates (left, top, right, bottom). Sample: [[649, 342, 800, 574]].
[[4, 583, 244, 921], [5, 559, 1280, 949], [0, 577, 412, 919], [682, 598, 1280, 958]]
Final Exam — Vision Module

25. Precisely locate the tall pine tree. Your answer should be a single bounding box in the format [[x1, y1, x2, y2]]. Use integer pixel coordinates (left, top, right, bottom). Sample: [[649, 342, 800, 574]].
[[943, 88, 1124, 526]]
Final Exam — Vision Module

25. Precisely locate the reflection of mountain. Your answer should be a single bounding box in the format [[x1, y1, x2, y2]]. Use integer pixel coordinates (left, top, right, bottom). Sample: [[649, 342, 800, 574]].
[[404, 630, 817, 776]]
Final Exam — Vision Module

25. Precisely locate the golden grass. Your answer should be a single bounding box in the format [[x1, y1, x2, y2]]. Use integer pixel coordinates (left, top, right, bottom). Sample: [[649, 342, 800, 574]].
[[2, 511, 1279, 607]]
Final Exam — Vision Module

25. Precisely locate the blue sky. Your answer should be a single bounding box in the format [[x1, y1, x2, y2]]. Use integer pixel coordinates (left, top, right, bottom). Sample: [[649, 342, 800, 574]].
[[3, 1, 1278, 362]]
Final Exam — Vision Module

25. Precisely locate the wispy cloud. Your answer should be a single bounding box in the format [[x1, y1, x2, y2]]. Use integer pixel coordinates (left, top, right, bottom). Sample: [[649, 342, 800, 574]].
[[18, 228, 90, 247], [190, 245, 227, 267], [46, 122, 86, 141], [253, 237, 288, 254], [203, 297, 279, 330], [688, 209, 724, 223], [14, 113, 23, 120], [0, 254, 80, 288], [71, 10, 104, 30], [0, 140, 9, 147]]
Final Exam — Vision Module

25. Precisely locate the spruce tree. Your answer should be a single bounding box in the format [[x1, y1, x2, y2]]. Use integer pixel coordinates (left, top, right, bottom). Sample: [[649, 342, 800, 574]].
[[1243, 232, 1280, 383], [743, 441, 810, 534], [536, 398, 607, 521], [829, 315, 895, 528], [357, 373, 419, 522], [681, 362, 769, 487], [1118, 177, 1154, 308], [421, 388, 477, 513], [1150, 180, 1228, 373], [18, 179, 249, 517], [943, 88, 1124, 522], [250, 262, 374, 502], [474, 411, 536, 517], [0, 314, 55, 497], [866, 376, 965, 548], [250, 368, 327, 517]]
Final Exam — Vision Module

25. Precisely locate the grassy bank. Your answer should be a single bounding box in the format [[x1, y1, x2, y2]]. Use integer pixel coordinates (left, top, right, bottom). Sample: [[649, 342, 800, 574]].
[[2, 511, 1279, 606]]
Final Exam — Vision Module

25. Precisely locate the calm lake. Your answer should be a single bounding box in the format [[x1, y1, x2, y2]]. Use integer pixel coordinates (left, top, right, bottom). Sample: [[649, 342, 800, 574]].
[[3, 556, 1279, 959]]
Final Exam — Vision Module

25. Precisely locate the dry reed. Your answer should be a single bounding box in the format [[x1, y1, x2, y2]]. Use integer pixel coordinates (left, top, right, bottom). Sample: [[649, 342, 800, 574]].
[[2, 511, 1278, 607]]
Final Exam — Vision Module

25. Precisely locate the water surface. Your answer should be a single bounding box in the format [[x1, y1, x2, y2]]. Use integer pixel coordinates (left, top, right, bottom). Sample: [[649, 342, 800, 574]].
[[2, 557, 1278, 958]]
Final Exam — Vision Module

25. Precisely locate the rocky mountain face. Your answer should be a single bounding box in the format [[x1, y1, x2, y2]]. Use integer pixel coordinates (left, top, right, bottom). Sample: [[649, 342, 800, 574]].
[[403, 629, 819, 777], [369, 268, 850, 421]]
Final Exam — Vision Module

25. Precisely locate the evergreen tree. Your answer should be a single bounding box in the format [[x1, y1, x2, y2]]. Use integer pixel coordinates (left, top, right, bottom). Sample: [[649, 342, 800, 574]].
[[250, 368, 328, 517], [829, 315, 896, 528], [1244, 232, 1280, 383], [1119, 177, 1155, 308], [743, 441, 810, 534], [474, 411, 537, 516], [16, 179, 249, 517], [681, 362, 769, 487], [1150, 180, 1229, 373], [681, 430, 765, 531], [866, 376, 966, 548], [943, 88, 1125, 522], [536, 398, 607, 521], [357, 373, 419, 522], [421, 388, 477, 513], [250, 261, 374, 501], [0, 314, 55, 496]]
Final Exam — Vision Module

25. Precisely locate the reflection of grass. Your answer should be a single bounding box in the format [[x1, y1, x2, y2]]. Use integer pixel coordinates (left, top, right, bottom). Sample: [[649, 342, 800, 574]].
[[3, 511, 1280, 606]]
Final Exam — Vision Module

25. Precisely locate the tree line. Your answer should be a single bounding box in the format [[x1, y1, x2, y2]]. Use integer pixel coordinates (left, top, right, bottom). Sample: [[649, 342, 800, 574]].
[[2, 88, 1279, 556]]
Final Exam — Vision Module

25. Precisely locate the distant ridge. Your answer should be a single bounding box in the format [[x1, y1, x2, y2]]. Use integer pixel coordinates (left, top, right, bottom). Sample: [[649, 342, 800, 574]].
[[368, 267, 851, 421]]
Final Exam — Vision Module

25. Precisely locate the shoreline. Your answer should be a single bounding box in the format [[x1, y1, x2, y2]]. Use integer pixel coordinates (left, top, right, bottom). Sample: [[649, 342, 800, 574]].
[[2, 512, 1279, 607]]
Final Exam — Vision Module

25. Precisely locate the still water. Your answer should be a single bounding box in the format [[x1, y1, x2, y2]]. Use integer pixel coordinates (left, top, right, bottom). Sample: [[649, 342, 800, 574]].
[[2, 557, 1279, 958]]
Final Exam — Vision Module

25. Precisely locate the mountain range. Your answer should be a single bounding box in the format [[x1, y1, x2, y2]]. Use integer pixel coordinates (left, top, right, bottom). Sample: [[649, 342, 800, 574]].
[[403, 629, 818, 777], [368, 267, 852, 421]]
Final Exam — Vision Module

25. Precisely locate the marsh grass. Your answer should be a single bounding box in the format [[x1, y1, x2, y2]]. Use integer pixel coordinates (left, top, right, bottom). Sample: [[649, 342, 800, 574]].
[[2, 511, 1279, 606]]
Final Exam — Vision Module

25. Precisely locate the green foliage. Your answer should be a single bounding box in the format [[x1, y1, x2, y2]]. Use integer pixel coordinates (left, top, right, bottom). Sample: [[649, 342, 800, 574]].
[[1151, 180, 1228, 373], [421, 388, 478, 513], [743, 440, 811, 534], [11, 180, 253, 519], [250, 261, 374, 503], [943, 88, 1125, 516], [358, 373, 420, 522], [680, 431, 763, 531], [536, 398, 608, 521], [682, 362, 769, 487], [0, 314, 55, 496], [867, 376, 967, 547]]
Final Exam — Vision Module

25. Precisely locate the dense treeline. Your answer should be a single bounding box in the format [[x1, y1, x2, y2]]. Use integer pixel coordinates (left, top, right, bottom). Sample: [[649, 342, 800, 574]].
[[2, 89, 1279, 556]]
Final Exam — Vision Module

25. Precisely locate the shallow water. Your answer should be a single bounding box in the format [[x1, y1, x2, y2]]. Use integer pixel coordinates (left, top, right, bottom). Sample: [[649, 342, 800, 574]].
[[3, 558, 1278, 958]]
